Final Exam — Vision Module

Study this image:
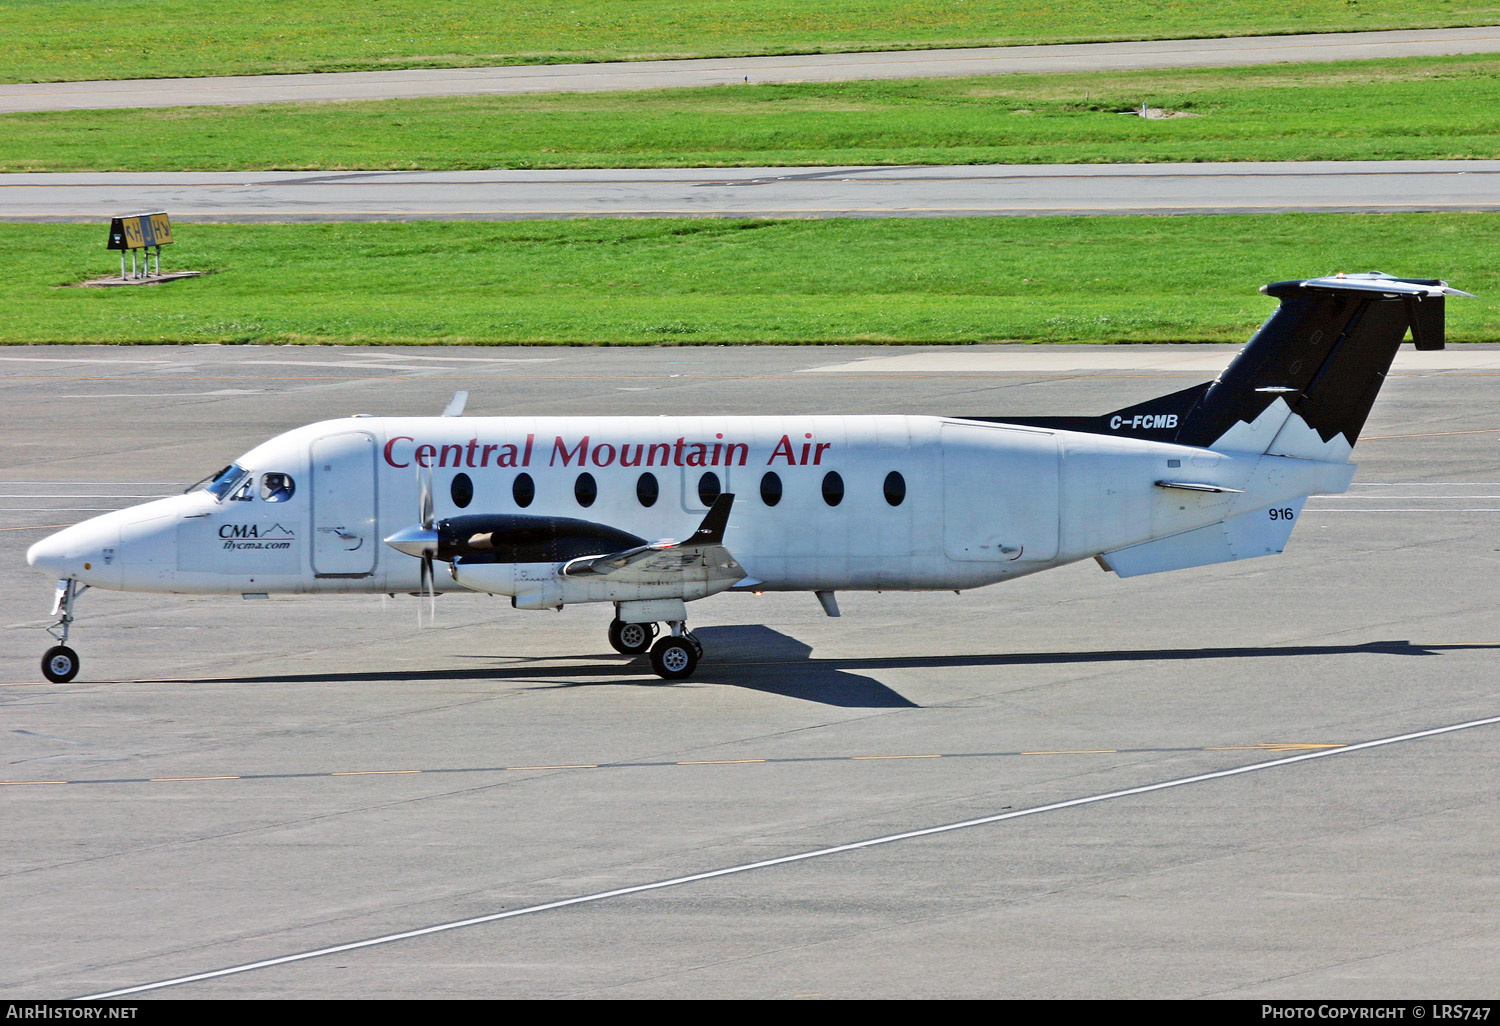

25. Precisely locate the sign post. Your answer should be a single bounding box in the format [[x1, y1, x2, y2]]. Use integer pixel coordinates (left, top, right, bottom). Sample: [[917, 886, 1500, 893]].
[[106, 212, 174, 280]]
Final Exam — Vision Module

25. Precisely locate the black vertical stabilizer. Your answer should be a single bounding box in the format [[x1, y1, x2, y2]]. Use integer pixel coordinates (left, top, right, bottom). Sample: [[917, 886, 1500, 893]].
[[979, 274, 1469, 453]]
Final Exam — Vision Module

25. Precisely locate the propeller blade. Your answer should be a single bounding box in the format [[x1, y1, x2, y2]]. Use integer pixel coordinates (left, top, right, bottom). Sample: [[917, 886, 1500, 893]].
[[418, 466, 434, 530]]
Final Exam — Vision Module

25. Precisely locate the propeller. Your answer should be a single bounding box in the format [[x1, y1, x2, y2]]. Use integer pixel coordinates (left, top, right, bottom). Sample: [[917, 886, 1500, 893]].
[[383, 466, 438, 624]]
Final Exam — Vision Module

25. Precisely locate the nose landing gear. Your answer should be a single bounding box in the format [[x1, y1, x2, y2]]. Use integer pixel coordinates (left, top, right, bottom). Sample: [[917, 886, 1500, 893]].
[[41, 579, 86, 684]]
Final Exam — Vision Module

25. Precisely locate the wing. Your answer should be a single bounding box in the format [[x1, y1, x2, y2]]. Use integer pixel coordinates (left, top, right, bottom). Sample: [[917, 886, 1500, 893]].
[[560, 494, 745, 586]]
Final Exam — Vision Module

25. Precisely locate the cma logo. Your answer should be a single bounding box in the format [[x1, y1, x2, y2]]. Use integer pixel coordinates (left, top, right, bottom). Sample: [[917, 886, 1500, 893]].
[[1110, 413, 1179, 431], [219, 523, 295, 539]]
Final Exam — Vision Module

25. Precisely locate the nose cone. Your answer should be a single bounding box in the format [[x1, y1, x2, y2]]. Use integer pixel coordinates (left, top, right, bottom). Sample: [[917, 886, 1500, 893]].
[[385, 524, 439, 558], [26, 531, 71, 575], [27, 519, 120, 583]]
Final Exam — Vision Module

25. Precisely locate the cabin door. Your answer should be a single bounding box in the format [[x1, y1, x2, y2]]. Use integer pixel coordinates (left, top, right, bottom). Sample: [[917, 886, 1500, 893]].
[[310, 431, 378, 576]]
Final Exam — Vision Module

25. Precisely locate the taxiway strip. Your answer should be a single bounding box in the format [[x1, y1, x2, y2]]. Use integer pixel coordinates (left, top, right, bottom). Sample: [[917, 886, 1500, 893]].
[[4, 27, 1500, 113], [5, 161, 1500, 222]]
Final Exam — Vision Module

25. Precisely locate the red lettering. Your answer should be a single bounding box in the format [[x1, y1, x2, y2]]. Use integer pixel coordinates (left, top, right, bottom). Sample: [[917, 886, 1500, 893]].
[[767, 435, 796, 465], [551, 435, 588, 466], [591, 442, 617, 467], [414, 444, 437, 468], [384, 435, 414, 468]]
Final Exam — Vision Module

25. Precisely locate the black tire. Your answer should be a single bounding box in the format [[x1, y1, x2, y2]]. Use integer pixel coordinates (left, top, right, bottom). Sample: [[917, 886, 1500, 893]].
[[683, 630, 703, 659], [649, 636, 699, 680], [41, 645, 79, 684], [608, 619, 656, 655]]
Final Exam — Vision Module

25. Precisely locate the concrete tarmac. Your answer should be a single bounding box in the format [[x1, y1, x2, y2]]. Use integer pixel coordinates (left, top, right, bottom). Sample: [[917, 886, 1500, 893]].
[[7, 160, 1500, 222], [2, 343, 1497, 998], [5, 26, 1500, 113]]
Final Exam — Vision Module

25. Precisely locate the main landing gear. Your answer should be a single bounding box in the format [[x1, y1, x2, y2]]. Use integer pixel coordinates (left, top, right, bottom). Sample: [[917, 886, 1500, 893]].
[[607, 618, 658, 655], [607, 617, 702, 680], [41, 579, 86, 684]]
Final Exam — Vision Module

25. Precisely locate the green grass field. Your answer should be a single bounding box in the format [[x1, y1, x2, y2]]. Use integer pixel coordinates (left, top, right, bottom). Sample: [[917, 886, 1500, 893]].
[[3, 0, 1497, 82], [8, 215, 1495, 345], [8, 54, 1500, 172]]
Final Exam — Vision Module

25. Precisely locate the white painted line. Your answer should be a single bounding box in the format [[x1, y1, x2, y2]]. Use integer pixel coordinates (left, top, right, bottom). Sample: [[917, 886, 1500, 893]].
[[74, 712, 1500, 1000], [232, 360, 449, 371], [58, 392, 263, 398], [343, 355, 563, 364], [0, 356, 171, 364]]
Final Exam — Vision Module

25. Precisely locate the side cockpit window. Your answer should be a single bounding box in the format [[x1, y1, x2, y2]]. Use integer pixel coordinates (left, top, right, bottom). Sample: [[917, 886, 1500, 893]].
[[261, 473, 295, 503], [200, 464, 249, 502]]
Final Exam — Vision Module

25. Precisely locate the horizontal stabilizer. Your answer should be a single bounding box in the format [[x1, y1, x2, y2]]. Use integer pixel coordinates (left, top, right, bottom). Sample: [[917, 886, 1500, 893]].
[[1098, 498, 1307, 578]]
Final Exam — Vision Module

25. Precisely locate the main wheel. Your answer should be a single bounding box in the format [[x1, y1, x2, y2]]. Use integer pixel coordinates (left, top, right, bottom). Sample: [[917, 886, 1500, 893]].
[[649, 636, 699, 680], [41, 645, 79, 684], [608, 619, 656, 655]]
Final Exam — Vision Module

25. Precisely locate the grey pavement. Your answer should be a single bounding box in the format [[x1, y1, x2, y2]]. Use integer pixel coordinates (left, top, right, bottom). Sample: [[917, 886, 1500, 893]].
[[5, 161, 1500, 222], [4, 26, 1499, 113], [2, 344, 1497, 998]]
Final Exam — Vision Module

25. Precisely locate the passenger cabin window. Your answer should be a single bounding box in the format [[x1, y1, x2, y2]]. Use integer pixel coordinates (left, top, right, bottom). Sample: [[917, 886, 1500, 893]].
[[637, 472, 659, 508], [450, 472, 473, 509], [575, 472, 597, 508], [821, 471, 844, 507], [760, 471, 782, 507], [513, 473, 535, 508], [698, 471, 721, 507], [261, 473, 295, 503], [883, 470, 906, 507]]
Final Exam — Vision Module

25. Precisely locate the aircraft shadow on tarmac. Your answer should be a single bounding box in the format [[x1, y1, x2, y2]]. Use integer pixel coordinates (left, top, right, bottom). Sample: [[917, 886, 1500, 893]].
[[179, 628, 1496, 710]]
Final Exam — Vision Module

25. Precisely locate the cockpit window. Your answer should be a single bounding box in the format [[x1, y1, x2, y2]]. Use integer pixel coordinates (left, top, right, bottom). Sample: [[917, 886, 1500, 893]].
[[261, 473, 295, 503], [201, 464, 249, 501]]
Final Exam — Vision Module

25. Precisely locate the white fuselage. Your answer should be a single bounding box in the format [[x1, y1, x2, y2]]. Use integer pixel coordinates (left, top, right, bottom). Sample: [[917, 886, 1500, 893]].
[[27, 414, 1355, 602]]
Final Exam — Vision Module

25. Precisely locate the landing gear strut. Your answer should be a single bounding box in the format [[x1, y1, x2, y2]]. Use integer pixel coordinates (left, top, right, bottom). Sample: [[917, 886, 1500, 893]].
[[41, 579, 85, 684], [649, 621, 702, 680], [607, 618, 658, 655]]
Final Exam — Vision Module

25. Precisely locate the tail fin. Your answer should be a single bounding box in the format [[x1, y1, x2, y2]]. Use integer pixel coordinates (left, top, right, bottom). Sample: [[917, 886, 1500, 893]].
[[991, 274, 1472, 460]]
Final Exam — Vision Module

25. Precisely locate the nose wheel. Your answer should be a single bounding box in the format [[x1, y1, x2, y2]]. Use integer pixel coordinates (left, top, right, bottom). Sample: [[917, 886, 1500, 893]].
[[40, 578, 85, 684], [42, 646, 80, 684]]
